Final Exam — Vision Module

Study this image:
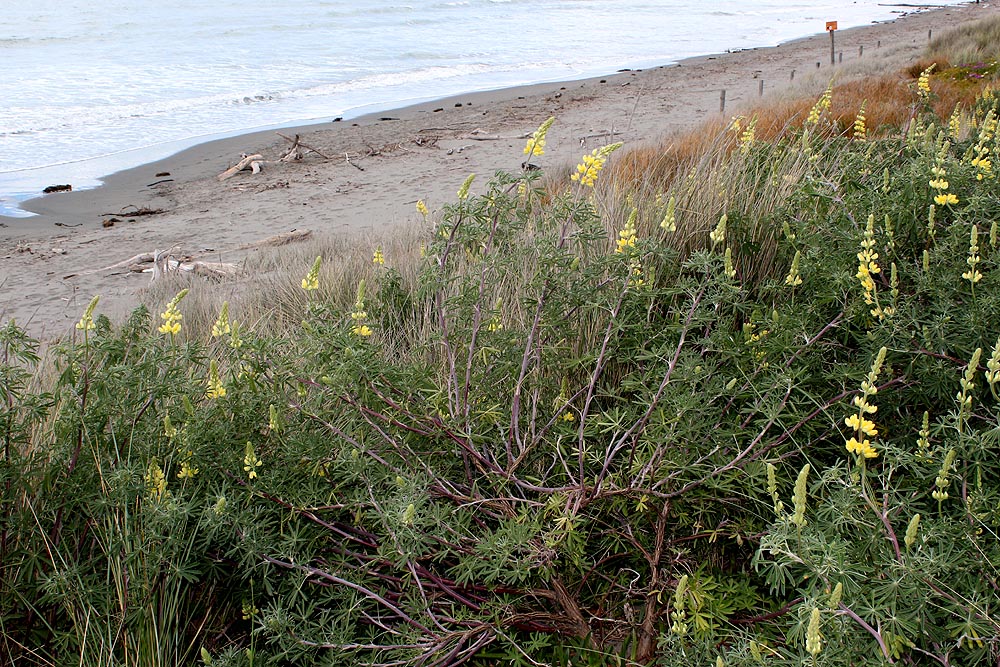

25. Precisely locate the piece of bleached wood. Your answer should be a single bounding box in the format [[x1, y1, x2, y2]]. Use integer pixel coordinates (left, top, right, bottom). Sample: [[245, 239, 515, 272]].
[[217, 153, 264, 181]]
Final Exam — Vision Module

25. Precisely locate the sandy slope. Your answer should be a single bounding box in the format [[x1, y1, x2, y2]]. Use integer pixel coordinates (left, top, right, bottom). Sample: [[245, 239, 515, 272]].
[[2, 1, 997, 338]]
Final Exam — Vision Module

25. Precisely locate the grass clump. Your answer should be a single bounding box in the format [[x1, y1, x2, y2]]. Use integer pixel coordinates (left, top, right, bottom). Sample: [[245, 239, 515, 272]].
[[5, 17, 1000, 667]]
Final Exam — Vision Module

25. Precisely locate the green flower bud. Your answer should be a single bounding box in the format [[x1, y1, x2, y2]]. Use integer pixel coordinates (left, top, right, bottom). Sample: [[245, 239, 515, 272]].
[[791, 463, 810, 528], [904, 514, 921, 550]]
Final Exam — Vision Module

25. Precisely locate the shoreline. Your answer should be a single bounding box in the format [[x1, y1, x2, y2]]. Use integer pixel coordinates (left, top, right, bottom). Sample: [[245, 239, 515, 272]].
[[0, 3, 971, 229], [0, 2, 969, 219], [1, 0, 996, 337]]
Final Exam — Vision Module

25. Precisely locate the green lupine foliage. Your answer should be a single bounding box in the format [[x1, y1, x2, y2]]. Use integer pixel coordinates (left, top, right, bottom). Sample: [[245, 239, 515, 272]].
[[3, 84, 1000, 667]]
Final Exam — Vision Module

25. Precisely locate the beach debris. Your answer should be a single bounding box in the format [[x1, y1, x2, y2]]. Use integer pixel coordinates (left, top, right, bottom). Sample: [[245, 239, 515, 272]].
[[147, 178, 174, 187], [345, 153, 365, 171], [53, 222, 83, 228], [277, 132, 332, 162], [51, 248, 66, 255], [236, 229, 312, 250], [102, 218, 116, 228], [103, 204, 165, 217], [217, 153, 265, 181], [43, 184, 72, 193], [81, 230, 313, 281], [15, 243, 32, 254], [155, 171, 170, 177]]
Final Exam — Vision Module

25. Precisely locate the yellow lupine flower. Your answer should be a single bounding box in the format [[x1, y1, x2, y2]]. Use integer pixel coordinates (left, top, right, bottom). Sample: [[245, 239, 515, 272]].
[[934, 192, 959, 206], [845, 413, 878, 436], [570, 142, 623, 188], [523, 116, 555, 157], [709, 213, 728, 246], [616, 209, 638, 254], [846, 437, 878, 458], [416, 199, 429, 218], [349, 280, 374, 338], [784, 250, 803, 286], [243, 442, 262, 480], [806, 86, 832, 126], [177, 460, 199, 479], [963, 224, 983, 285], [301, 255, 321, 291], [853, 102, 867, 141], [76, 295, 100, 332], [845, 347, 886, 460], [917, 63, 935, 98], [206, 359, 226, 400], [145, 459, 169, 501], [211, 301, 231, 338], [158, 289, 189, 336], [806, 608, 823, 656], [372, 246, 385, 266], [660, 195, 677, 232], [457, 173, 476, 200]]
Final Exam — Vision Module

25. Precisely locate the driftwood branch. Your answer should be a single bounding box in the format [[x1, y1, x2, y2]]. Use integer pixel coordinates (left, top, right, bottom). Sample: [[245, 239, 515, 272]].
[[235, 229, 313, 250], [80, 230, 314, 281], [277, 132, 333, 160], [218, 154, 265, 181]]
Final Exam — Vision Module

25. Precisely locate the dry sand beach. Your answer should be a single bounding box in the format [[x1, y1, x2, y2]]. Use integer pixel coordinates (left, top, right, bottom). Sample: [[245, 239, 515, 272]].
[[2, 0, 997, 337]]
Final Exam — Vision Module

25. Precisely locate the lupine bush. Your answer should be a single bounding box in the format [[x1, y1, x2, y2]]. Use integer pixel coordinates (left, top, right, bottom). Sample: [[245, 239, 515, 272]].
[[3, 52, 1000, 667]]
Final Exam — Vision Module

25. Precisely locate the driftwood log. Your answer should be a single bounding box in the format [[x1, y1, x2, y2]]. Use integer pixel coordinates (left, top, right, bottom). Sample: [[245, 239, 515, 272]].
[[217, 154, 265, 181], [83, 230, 314, 282]]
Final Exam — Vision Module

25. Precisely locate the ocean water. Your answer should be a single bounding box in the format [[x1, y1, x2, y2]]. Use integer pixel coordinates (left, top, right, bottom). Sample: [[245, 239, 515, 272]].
[[0, 0, 967, 217]]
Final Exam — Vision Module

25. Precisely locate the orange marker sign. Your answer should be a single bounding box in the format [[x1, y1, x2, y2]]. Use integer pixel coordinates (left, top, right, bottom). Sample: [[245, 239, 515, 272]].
[[826, 21, 838, 31]]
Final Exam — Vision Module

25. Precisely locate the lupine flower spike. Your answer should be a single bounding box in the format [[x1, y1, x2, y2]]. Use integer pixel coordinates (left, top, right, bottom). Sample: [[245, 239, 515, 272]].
[[845, 346, 886, 460], [962, 225, 982, 286], [904, 513, 921, 550], [158, 289, 189, 336], [301, 255, 321, 291], [791, 463, 809, 528], [244, 441, 262, 480], [709, 213, 728, 247], [806, 607, 823, 656], [76, 295, 100, 332], [918, 63, 935, 99], [616, 209, 638, 254], [985, 336, 1000, 398], [571, 142, 623, 188], [457, 173, 476, 200], [853, 102, 868, 142], [785, 250, 803, 287], [956, 348, 981, 431], [857, 214, 887, 320], [146, 459, 169, 501], [350, 280, 373, 337], [660, 195, 677, 232], [523, 116, 555, 157], [212, 301, 231, 338], [724, 247, 736, 279], [206, 359, 226, 400]]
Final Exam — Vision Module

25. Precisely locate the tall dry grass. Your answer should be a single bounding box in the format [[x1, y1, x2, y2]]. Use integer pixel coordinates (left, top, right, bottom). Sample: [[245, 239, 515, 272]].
[[928, 14, 1000, 65]]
